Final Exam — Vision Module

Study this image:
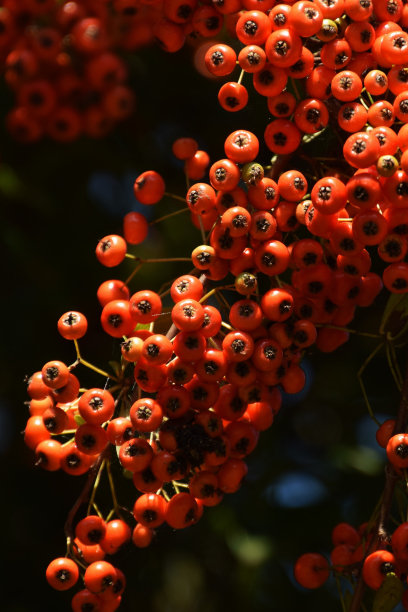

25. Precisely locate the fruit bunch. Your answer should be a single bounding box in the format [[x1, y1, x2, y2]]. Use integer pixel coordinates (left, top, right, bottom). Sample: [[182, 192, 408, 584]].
[[21, 0, 408, 609], [294, 518, 408, 611], [0, 0, 231, 142], [22, 122, 408, 609]]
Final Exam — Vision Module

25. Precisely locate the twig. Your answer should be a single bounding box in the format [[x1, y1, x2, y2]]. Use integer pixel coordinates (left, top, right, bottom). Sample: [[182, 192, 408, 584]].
[[349, 354, 408, 612]]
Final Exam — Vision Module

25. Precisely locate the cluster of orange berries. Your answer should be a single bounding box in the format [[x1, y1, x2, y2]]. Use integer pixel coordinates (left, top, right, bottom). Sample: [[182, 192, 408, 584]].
[[21, 0, 408, 609], [1, 0, 235, 143], [22, 121, 408, 608], [295, 519, 408, 611]]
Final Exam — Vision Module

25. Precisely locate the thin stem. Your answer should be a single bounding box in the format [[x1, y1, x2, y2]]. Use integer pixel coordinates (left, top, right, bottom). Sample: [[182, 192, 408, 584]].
[[106, 457, 123, 519], [87, 459, 106, 515], [92, 502, 103, 519], [386, 341, 403, 392], [143, 257, 191, 263], [357, 342, 383, 426], [73, 339, 119, 382], [150, 207, 189, 225], [164, 192, 187, 204], [334, 574, 347, 612], [237, 69, 245, 85], [290, 77, 301, 101], [80, 357, 119, 382], [317, 324, 382, 339], [221, 321, 233, 331], [359, 96, 369, 110], [124, 263, 143, 285], [199, 287, 218, 304], [389, 341, 404, 388], [64, 449, 108, 550]]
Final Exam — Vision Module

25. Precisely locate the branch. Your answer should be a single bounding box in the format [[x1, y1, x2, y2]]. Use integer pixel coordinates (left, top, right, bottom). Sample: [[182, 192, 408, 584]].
[[349, 354, 408, 612]]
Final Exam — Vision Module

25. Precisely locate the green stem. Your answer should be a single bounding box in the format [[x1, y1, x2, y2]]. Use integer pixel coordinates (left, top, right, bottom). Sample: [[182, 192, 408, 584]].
[[87, 459, 106, 515]]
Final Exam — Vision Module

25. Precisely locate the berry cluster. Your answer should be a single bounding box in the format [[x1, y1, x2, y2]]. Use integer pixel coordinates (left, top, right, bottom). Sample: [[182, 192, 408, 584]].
[[23, 122, 408, 608], [295, 518, 408, 612], [0, 0, 231, 143], [21, 0, 408, 610]]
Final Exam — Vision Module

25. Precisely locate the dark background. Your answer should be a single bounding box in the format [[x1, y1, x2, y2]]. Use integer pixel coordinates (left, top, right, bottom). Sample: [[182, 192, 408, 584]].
[[1, 39, 401, 612]]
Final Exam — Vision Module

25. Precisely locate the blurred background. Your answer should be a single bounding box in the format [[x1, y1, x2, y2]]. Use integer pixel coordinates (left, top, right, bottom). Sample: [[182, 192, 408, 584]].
[[1, 38, 400, 612]]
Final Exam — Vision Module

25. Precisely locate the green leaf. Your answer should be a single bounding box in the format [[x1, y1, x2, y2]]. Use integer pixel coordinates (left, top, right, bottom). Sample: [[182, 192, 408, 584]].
[[372, 573, 403, 612], [135, 323, 151, 330]]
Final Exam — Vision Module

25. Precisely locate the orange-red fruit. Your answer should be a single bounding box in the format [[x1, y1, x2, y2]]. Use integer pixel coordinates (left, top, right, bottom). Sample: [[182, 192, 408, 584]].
[[46, 557, 79, 591], [294, 553, 330, 589]]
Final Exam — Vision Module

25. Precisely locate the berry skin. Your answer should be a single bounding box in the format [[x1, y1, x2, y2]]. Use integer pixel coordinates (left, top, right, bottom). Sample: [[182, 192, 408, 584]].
[[261, 288, 294, 322], [97, 280, 130, 307], [133, 170, 165, 205], [172, 299, 205, 331], [41, 360, 70, 389], [100, 520, 131, 554], [78, 389, 115, 426], [76, 515, 107, 546], [264, 119, 302, 155], [387, 433, 408, 468], [165, 493, 199, 529], [24, 416, 51, 450], [100, 299, 134, 337], [123, 212, 149, 245], [362, 550, 397, 590], [35, 439, 62, 471], [229, 299, 263, 332], [236, 10, 272, 46], [118, 437, 153, 472], [376, 419, 396, 448], [130, 397, 163, 432], [132, 523, 153, 548], [84, 561, 118, 597], [224, 130, 259, 163], [57, 311, 88, 340], [171, 275, 203, 303], [96, 235, 127, 267], [172, 137, 198, 160], [130, 290, 162, 324], [294, 553, 330, 589], [133, 493, 167, 528], [46, 557, 79, 591], [75, 424, 108, 455], [238, 45, 266, 73], [204, 43, 236, 77]]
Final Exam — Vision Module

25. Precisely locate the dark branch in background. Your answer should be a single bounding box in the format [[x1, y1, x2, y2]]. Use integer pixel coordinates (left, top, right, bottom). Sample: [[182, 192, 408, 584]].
[[349, 356, 408, 612]]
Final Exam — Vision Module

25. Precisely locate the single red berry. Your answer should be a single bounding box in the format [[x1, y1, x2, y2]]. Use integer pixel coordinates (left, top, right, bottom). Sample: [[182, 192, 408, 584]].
[[41, 360, 70, 389], [294, 553, 330, 589], [46, 557, 79, 591], [133, 170, 165, 205], [57, 311, 88, 340], [123, 211, 149, 244], [133, 493, 167, 528], [362, 550, 397, 590], [387, 433, 408, 468], [165, 493, 199, 529], [96, 235, 127, 267]]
